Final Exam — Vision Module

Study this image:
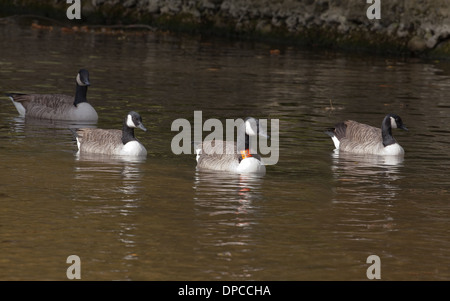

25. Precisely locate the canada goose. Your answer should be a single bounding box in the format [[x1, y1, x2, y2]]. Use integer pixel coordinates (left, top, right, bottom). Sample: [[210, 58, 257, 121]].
[[194, 117, 268, 174], [325, 113, 408, 156], [72, 111, 147, 156], [6, 69, 98, 122]]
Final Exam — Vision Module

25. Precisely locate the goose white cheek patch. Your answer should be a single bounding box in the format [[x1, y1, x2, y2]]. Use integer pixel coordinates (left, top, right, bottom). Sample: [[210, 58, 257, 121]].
[[76, 73, 84, 86], [127, 114, 136, 128], [390, 116, 397, 129], [245, 120, 257, 136]]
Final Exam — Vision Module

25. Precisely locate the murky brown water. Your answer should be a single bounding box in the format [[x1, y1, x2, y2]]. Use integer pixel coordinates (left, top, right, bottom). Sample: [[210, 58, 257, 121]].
[[0, 17, 449, 281]]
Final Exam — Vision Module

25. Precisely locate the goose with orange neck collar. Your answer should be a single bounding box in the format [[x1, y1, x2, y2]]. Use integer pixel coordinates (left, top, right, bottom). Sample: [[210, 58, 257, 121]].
[[194, 117, 269, 174]]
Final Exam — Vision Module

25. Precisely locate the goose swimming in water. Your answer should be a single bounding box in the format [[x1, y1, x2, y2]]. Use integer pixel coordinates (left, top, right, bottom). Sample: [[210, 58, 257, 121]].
[[325, 113, 408, 156], [194, 117, 268, 174], [72, 111, 147, 157], [6, 69, 98, 122]]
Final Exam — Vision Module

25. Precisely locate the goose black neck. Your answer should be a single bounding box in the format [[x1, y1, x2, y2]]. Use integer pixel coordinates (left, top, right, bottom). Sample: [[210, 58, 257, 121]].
[[236, 124, 249, 152], [239, 130, 263, 162], [381, 116, 396, 147], [73, 84, 88, 106], [244, 133, 250, 150], [121, 120, 136, 145]]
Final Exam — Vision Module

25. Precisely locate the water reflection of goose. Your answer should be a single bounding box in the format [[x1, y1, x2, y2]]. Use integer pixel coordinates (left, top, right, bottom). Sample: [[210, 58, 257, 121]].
[[328, 151, 403, 254], [193, 170, 264, 215], [332, 150, 405, 169], [74, 152, 146, 193], [74, 151, 147, 165], [192, 170, 264, 278], [72, 154, 145, 266], [331, 150, 404, 185], [8, 116, 97, 153], [10, 115, 97, 134], [331, 150, 404, 205]]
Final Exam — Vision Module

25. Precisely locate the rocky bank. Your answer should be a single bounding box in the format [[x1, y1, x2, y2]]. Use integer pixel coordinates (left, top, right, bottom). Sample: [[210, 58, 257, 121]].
[[1, 0, 449, 57]]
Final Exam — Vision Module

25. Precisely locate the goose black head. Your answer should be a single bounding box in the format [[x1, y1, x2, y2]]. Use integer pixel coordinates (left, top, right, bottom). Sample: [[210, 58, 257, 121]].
[[244, 117, 269, 138], [76, 69, 90, 87], [126, 111, 147, 132], [388, 113, 408, 131]]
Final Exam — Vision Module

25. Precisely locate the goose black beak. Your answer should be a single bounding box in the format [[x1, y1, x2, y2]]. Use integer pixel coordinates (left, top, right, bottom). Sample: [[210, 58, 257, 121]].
[[400, 125, 408, 131], [138, 124, 147, 132], [258, 128, 270, 139]]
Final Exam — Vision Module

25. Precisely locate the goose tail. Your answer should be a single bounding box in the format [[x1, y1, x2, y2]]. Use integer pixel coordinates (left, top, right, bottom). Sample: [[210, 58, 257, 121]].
[[69, 128, 81, 150], [192, 141, 202, 162], [324, 128, 340, 150], [6, 93, 26, 116], [324, 128, 335, 137]]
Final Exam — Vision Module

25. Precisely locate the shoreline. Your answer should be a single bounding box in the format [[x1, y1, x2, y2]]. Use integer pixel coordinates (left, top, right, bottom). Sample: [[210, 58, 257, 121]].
[[0, 0, 449, 59]]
